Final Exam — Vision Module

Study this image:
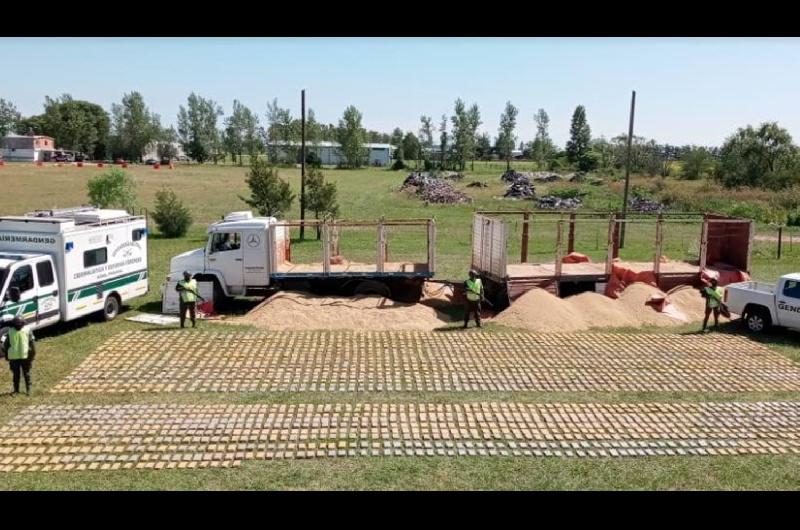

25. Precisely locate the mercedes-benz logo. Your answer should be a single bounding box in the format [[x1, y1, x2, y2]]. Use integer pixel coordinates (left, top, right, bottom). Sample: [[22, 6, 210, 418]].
[[247, 234, 261, 247]]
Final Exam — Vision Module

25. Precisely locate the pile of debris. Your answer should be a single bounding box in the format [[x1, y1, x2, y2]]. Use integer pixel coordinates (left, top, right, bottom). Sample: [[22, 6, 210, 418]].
[[504, 181, 536, 199], [531, 172, 563, 182], [501, 169, 534, 184], [419, 179, 471, 204], [402, 172, 471, 204], [499, 170, 536, 199], [628, 196, 665, 213], [536, 196, 583, 209], [567, 172, 587, 183]]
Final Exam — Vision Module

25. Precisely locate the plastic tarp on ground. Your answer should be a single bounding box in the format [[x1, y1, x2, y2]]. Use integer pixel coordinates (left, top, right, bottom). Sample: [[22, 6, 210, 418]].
[[562, 252, 590, 264]]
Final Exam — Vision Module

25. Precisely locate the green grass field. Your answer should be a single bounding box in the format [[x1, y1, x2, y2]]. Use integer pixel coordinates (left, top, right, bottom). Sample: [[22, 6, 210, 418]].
[[0, 161, 799, 490]]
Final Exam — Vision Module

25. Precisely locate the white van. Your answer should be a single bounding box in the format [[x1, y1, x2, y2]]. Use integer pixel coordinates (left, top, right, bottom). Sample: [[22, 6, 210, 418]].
[[0, 207, 149, 338]]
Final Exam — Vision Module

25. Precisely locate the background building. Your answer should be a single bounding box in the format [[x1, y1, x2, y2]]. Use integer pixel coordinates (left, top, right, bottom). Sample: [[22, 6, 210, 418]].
[[1, 134, 56, 161]]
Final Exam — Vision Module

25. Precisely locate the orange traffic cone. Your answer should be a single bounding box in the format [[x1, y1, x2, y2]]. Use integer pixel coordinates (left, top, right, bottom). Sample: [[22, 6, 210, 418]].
[[97, 163, 104, 168], [77, 161, 83, 168], [169, 163, 174, 169], [36, 161, 43, 167], [122, 163, 128, 168], [153, 163, 160, 169]]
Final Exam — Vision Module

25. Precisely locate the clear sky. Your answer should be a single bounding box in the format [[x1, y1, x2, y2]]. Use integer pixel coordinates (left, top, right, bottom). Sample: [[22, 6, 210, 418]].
[[2, 37, 799, 147]]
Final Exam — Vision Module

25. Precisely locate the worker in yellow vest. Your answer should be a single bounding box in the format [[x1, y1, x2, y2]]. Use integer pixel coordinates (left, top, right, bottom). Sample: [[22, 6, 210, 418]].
[[701, 277, 725, 332], [175, 271, 199, 328], [463, 269, 484, 328], [3, 317, 36, 395]]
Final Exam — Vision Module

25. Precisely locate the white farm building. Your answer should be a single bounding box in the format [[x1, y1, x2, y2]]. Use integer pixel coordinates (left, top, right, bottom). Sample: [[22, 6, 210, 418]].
[[275, 141, 395, 167]]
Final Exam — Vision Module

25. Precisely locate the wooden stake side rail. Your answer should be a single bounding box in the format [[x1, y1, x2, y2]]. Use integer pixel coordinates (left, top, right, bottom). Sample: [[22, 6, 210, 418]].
[[270, 218, 436, 278], [471, 212, 752, 295]]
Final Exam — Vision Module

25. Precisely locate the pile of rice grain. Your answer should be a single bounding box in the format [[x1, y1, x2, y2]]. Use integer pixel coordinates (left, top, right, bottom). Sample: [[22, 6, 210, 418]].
[[238, 290, 456, 331], [494, 282, 707, 331]]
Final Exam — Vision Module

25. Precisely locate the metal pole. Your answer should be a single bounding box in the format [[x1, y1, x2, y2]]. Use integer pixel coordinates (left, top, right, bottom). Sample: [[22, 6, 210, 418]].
[[778, 225, 783, 259], [620, 90, 636, 249], [300, 89, 306, 241], [521, 211, 530, 263]]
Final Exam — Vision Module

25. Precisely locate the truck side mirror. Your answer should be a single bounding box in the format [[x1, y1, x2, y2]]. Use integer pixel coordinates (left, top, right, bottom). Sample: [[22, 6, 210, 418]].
[[8, 287, 20, 303]]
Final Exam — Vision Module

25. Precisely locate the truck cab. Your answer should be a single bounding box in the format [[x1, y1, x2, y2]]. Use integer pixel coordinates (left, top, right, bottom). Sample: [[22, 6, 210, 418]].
[[168, 211, 280, 298], [0, 253, 61, 330]]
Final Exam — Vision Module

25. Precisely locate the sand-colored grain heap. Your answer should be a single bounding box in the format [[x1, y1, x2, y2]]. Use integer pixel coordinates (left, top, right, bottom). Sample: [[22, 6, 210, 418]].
[[238, 288, 456, 331], [494, 282, 707, 332]]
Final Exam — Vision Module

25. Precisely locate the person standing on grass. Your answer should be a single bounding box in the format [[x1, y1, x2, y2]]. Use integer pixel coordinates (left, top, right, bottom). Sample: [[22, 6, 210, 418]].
[[463, 269, 484, 328], [176, 271, 199, 329], [701, 277, 725, 332], [3, 317, 36, 396]]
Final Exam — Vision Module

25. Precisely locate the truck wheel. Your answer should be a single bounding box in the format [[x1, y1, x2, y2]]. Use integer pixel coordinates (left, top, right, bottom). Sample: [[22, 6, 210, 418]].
[[103, 295, 121, 322], [354, 280, 391, 298], [744, 308, 771, 333]]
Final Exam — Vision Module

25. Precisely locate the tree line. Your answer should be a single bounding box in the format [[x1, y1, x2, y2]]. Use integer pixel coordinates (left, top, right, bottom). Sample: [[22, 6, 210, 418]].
[[2, 94, 800, 190], [0, 94, 378, 169]]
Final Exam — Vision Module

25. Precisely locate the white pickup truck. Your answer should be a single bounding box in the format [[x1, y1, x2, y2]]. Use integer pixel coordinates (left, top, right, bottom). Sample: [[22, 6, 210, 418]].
[[725, 273, 800, 332]]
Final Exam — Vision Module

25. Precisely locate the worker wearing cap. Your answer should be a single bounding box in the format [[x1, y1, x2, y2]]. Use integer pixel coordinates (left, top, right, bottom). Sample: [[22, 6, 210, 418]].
[[463, 269, 484, 328], [3, 316, 36, 396], [701, 277, 725, 332], [176, 271, 198, 328]]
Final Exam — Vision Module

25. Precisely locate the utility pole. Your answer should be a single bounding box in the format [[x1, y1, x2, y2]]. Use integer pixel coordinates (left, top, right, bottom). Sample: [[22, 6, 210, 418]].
[[620, 90, 636, 249], [300, 89, 306, 241]]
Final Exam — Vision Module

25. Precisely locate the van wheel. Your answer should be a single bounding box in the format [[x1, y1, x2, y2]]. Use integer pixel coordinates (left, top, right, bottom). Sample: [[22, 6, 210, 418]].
[[744, 307, 771, 333], [103, 295, 121, 322]]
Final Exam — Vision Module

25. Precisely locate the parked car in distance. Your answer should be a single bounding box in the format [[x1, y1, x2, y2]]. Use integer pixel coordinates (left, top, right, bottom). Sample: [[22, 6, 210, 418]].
[[145, 159, 158, 165], [160, 157, 171, 165]]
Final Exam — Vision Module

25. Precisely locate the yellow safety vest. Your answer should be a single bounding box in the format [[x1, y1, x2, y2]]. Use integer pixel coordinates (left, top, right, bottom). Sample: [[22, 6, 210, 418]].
[[466, 278, 483, 302], [179, 279, 198, 303], [8, 326, 31, 361], [704, 286, 723, 308]]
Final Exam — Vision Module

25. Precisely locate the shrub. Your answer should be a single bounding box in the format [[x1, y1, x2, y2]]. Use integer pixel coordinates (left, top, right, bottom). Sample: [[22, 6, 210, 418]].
[[152, 187, 193, 238], [87, 167, 136, 211], [550, 186, 585, 199], [239, 157, 295, 217], [305, 151, 322, 169], [391, 158, 407, 170]]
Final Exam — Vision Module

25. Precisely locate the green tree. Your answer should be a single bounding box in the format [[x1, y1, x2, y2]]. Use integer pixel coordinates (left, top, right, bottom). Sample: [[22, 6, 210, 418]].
[[450, 99, 482, 171], [402, 132, 421, 165], [336, 105, 367, 168], [177, 93, 223, 164], [305, 167, 340, 239], [152, 187, 193, 237], [680, 146, 714, 180], [306, 109, 322, 147], [239, 158, 295, 217], [16, 114, 46, 136], [475, 132, 492, 160], [390, 127, 404, 148], [33, 95, 111, 160], [87, 168, 137, 211], [566, 105, 592, 171], [532, 108, 556, 169], [438, 114, 449, 170], [266, 99, 297, 164], [718, 122, 799, 188], [496, 101, 518, 171], [157, 127, 179, 160], [223, 100, 261, 165], [0, 99, 21, 137], [110, 92, 162, 162], [419, 115, 434, 164]]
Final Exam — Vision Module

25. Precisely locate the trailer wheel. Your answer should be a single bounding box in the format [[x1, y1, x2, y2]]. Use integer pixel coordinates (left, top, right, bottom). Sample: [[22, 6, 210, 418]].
[[744, 307, 771, 333], [354, 280, 391, 298], [103, 294, 121, 322]]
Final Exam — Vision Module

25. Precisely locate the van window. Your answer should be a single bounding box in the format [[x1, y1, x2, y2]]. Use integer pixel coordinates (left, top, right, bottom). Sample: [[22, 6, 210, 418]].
[[132, 228, 146, 241], [9, 266, 34, 294], [36, 261, 55, 287], [84, 247, 108, 268], [210, 232, 241, 252]]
